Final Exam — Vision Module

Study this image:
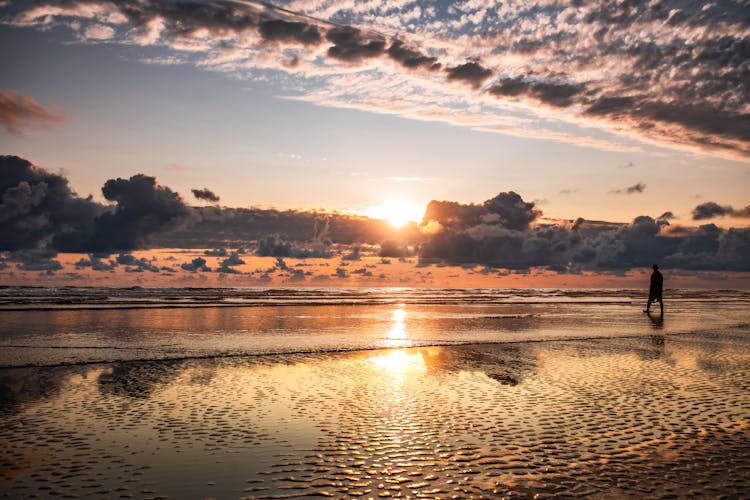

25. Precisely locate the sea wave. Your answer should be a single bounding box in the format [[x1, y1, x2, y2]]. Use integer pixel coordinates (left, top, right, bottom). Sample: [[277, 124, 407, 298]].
[[1, 286, 747, 311]]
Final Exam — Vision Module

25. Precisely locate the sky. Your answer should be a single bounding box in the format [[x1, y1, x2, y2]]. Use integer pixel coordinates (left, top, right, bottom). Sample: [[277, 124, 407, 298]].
[[0, 0, 749, 287]]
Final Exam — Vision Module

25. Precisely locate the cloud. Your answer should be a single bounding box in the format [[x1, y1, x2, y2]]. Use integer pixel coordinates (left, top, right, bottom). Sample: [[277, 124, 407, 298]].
[[116, 253, 159, 272], [387, 40, 440, 71], [326, 26, 386, 62], [611, 182, 646, 195], [379, 240, 408, 258], [0, 155, 102, 251], [445, 62, 493, 89], [4, 155, 750, 275], [256, 236, 332, 258], [487, 78, 583, 108], [416, 191, 750, 272], [0, 155, 189, 253], [259, 18, 322, 45], [181, 257, 210, 272], [692, 201, 750, 220], [216, 251, 245, 273], [483, 192, 542, 230], [75, 254, 117, 271], [191, 188, 220, 203], [90, 174, 190, 252], [6, 249, 63, 273], [11, 0, 750, 158], [0, 89, 66, 134]]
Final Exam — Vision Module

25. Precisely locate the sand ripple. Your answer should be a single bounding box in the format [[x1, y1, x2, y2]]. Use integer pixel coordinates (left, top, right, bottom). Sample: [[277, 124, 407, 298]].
[[1, 331, 749, 498]]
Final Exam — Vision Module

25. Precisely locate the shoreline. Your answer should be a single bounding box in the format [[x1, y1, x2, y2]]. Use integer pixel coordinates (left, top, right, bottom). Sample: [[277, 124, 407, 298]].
[[1, 326, 748, 370]]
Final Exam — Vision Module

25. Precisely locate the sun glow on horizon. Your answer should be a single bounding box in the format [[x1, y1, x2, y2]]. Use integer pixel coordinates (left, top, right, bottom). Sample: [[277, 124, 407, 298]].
[[361, 202, 426, 227]]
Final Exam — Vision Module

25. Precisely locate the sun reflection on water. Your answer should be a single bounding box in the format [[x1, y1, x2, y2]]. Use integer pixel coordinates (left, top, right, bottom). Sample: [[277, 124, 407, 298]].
[[368, 350, 427, 381], [385, 306, 410, 348]]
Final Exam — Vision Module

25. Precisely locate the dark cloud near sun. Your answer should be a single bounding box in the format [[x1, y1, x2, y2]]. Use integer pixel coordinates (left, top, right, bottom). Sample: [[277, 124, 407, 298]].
[[0, 89, 66, 134], [191, 188, 219, 203]]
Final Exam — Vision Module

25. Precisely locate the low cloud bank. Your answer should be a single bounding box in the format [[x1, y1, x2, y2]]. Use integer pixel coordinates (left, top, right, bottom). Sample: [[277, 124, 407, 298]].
[[1, 155, 748, 273]]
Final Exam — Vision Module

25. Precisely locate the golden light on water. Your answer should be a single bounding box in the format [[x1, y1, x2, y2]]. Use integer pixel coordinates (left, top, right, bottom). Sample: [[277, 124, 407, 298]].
[[368, 306, 426, 379], [387, 307, 407, 340], [368, 350, 427, 380]]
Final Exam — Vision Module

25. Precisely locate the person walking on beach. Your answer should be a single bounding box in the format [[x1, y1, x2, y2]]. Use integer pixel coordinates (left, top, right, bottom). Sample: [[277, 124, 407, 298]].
[[644, 264, 664, 316]]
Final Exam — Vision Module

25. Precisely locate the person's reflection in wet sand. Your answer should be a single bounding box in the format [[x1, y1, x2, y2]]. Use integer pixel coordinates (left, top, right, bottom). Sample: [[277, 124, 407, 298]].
[[647, 312, 664, 329]]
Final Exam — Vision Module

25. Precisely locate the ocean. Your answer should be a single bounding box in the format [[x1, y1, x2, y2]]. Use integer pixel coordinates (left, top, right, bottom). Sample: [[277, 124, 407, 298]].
[[1, 287, 749, 498], [0, 286, 748, 367]]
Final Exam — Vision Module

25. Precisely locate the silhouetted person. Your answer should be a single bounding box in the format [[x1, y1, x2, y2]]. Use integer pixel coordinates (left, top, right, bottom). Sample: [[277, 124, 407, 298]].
[[644, 264, 663, 316]]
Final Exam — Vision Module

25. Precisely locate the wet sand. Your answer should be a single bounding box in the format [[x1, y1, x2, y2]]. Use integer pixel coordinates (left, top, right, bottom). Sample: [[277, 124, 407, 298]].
[[2, 330, 750, 498]]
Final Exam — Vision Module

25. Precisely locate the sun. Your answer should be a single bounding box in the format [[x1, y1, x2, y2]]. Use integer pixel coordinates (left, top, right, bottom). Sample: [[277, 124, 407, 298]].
[[362, 201, 426, 227]]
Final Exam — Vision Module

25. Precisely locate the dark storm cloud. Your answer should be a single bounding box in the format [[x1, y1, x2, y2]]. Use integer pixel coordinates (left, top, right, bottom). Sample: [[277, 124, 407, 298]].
[[0, 89, 66, 134], [445, 62, 493, 88], [0, 155, 190, 253], [0, 155, 102, 251], [191, 188, 219, 203], [326, 26, 386, 62], [692, 201, 750, 220], [90, 174, 190, 252]]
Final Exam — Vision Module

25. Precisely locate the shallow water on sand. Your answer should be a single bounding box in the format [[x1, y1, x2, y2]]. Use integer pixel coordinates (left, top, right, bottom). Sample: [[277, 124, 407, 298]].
[[2, 331, 749, 498], [1, 295, 748, 367]]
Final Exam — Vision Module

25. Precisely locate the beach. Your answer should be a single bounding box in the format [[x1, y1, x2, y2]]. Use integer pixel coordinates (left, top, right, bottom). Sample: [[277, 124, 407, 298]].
[[1, 288, 749, 498]]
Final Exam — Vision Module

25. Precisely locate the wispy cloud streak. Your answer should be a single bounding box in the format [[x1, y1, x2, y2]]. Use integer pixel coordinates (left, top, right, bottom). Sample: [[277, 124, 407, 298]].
[[0, 88, 66, 134]]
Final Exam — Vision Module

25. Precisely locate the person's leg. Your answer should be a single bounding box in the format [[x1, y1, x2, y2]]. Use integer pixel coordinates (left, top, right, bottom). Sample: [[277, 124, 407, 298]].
[[645, 297, 651, 313], [659, 298, 663, 316]]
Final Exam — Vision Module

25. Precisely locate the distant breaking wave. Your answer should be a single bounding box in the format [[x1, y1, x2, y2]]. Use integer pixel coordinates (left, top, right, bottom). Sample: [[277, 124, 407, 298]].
[[1, 286, 748, 311]]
